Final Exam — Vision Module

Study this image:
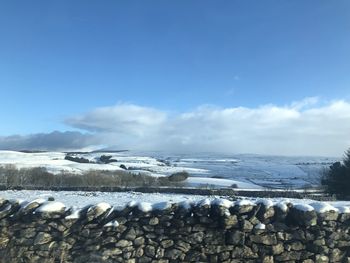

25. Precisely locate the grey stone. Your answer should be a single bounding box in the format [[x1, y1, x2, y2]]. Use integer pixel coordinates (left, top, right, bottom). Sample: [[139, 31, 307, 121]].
[[240, 220, 254, 232], [123, 251, 133, 260], [187, 232, 204, 244], [257, 205, 275, 223], [313, 238, 325, 246], [155, 247, 165, 258], [134, 236, 145, 246], [138, 256, 152, 263], [337, 240, 350, 247], [0, 198, 8, 207], [289, 207, 317, 226], [0, 237, 9, 249], [271, 243, 284, 255], [275, 251, 301, 261], [219, 251, 230, 261], [164, 248, 184, 260], [102, 247, 123, 257], [149, 217, 159, 225], [226, 230, 245, 245], [0, 204, 14, 219], [85, 204, 111, 221], [124, 227, 137, 240], [329, 248, 345, 262], [319, 211, 338, 221], [240, 246, 258, 258], [115, 239, 132, 248], [21, 228, 37, 238], [221, 215, 238, 229], [185, 250, 202, 261], [143, 225, 154, 232], [160, 239, 174, 248], [250, 234, 277, 245], [175, 240, 191, 253], [204, 230, 225, 245], [262, 256, 274, 263], [135, 247, 144, 257], [315, 255, 329, 263], [192, 224, 206, 232], [145, 245, 156, 258], [231, 204, 255, 214], [287, 241, 305, 251], [338, 213, 350, 222], [34, 232, 52, 245]]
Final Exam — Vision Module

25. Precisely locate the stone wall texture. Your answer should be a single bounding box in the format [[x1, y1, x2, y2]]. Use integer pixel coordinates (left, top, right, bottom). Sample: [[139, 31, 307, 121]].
[[0, 198, 349, 263]]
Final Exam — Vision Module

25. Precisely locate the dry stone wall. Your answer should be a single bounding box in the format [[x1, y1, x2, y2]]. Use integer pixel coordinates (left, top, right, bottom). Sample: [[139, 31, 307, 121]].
[[0, 198, 349, 263]]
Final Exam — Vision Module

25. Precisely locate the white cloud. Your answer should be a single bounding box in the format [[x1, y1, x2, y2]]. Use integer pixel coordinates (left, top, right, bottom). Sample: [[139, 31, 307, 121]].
[[65, 99, 350, 156], [1, 99, 348, 156], [65, 104, 166, 135]]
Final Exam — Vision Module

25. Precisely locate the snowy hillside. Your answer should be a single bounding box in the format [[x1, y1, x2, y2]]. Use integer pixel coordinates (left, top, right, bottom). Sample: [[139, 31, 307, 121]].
[[0, 150, 337, 189]]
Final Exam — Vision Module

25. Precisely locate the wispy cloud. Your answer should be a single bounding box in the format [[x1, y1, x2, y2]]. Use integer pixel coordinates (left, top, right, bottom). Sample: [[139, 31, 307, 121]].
[[1, 98, 349, 156], [290, 96, 319, 110]]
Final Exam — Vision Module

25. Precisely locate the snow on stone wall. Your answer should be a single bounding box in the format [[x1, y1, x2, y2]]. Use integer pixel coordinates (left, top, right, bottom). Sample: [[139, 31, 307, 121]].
[[0, 198, 349, 262]]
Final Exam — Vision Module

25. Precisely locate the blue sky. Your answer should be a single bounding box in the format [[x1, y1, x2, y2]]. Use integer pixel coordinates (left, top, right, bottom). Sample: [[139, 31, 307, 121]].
[[0, 1, 349, 155]]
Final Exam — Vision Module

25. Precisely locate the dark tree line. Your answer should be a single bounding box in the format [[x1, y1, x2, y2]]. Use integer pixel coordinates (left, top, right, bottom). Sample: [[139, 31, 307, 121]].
[[322, 148, 350, 199], [0, 165, 189, 189]]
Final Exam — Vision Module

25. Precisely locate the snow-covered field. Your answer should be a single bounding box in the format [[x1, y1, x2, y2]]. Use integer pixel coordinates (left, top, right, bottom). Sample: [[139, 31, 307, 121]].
[[0, 150, 338, 189]]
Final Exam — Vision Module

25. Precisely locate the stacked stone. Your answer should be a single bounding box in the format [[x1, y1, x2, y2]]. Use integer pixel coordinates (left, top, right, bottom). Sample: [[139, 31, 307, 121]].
[[0, 197, 349, 263]]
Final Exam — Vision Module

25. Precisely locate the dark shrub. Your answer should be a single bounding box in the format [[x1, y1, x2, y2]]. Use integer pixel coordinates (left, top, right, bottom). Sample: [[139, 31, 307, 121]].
[[157, 159, 171, 166], [65, 155, 90, 163], [100, 155, 112, 163], [322, 148, 350, 199], [100, 155, 118, 164], [168, 171, 189, 182], [211, 175, 226, 179], [120, 164, 127, 170]]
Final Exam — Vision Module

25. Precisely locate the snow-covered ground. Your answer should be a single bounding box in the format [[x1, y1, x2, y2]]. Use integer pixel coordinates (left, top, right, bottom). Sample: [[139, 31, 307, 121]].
[[0, 190, 210, 208], [171, 154, 336, 189], [1, 190, 349, 212], [0, 150, 338, 189]]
